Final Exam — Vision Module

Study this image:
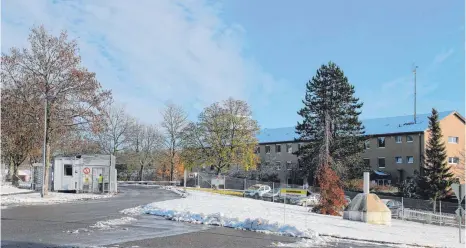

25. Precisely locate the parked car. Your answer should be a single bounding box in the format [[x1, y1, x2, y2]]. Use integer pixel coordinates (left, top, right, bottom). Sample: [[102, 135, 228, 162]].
[[292, 193, 320, 206], [344, 195, 352, 206], [243, 184, 271, 198], [262, 188, 282, 202], [381, 199, 403, 210]]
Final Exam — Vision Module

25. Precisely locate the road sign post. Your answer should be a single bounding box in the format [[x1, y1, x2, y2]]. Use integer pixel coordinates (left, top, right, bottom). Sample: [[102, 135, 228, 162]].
[[452, 183, 465, 244], [459, 185, 462, 244]]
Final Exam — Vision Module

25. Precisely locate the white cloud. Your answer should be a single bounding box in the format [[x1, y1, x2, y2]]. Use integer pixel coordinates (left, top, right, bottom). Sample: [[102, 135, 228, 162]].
[[433, 48, 454, 64], [360, 75, 439, 119], [1, 0, 280, 124]]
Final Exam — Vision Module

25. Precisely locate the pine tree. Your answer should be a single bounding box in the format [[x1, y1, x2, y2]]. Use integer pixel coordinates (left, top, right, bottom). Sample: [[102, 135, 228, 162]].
[[295, 62, 365, 183], [417, 108, 454, 210]]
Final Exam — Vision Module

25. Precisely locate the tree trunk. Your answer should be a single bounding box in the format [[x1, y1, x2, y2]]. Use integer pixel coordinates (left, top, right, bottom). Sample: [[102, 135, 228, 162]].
[[7, 159, 13, 182], [432, 197, 437, 213], [43, 143, 51, 195], [12, 163, 19, 187], [170, 152, 175, 181], [139, 163, 144, 181]]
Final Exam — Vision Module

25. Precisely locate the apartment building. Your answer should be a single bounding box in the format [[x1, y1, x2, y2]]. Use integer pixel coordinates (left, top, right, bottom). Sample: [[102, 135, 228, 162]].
[[255, 110, 465, 185]]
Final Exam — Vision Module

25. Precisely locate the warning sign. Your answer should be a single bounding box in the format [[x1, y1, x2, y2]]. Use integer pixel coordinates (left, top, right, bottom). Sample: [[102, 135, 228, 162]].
[[83, 167, 91, 174], [280, 188, 307, 197]]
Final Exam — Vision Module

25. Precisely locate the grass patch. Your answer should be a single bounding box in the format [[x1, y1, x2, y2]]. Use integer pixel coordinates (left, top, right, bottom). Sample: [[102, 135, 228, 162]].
[[188, 187, 244, 197]]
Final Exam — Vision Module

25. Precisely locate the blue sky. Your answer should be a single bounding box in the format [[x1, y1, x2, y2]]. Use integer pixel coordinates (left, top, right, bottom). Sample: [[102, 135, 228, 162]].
[[2, 0, 464, 129]]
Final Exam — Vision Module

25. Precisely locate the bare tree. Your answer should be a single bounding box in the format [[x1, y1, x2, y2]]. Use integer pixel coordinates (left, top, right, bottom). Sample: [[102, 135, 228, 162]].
[[1, 26, 111, 194], [0, 85, 39, 186], [182, 98, 260, 174], [161, 104, 188, 181], [96, 103, 134, 155], [135, 125, 163, 181]]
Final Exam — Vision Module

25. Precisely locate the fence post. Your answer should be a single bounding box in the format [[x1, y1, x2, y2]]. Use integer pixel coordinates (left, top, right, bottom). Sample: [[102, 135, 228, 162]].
[[401, 197, 404, 221], [439, 201, 442, 225], [243, 178, 246, 197]]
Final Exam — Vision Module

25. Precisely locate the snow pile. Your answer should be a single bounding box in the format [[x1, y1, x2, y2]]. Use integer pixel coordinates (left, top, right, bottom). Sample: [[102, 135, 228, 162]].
[[120, 206, 145, 216], [65, 228, 93, 234], [144, 207, 319, 239], [127, 190, 463, 248], [272, 238, 329, 247], [90, 217, 136, 230], [1, 184, 34, 195], [161, 186, 188, 198], [1, 192, 114, 206]]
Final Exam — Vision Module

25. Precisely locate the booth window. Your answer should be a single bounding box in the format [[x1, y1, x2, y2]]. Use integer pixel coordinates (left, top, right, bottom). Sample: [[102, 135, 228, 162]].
[[64, 164, 73, 176]]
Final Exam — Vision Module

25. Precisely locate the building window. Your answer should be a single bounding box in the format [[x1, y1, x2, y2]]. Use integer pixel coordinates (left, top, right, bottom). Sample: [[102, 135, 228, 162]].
[[275, 161, 281, 170], [395, 156, 403, 164], [64, 164, 73, 176], [286, 144, 292, 153], [298, 143, 302, 150], [407, 135, 414, 143], [286, 161, 292, 170], [449, 157, 460, 164], [275, 144, 281, 153], [363, 158, 370, 168], [378, 137, 385, 148], [448, 136, 459, 144], [395, 136, 402, 143], [265, 145, 271, 154], [364, 140, 371, 149], [255, 146, 260, 154], [407, 156, 414, 164], [378, 158, 386, 168]]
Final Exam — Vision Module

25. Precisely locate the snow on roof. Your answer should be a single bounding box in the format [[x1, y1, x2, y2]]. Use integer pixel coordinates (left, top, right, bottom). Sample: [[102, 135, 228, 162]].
[[257, 111, 455, 143]]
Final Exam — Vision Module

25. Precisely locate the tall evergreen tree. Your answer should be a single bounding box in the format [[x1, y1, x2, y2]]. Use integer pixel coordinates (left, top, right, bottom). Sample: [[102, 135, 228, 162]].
[[295, 62, 365, 184], [417, 108, 454, 210]]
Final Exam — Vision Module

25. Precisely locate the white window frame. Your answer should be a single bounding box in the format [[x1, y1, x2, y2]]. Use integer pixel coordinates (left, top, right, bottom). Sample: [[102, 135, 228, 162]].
[[407, 135, 414, 143], [395, 156, 403, 164], [448, 136, 459, 144], [265, 145, 271, 154], [378, 137, 386, 148], [364, 140, 371, 149], [395, 136, 402, 143], [64, 164, 73, 177], [407, 156, 414, 164], [275, 144, 281, 153], [286, 161, 292, 171], [378, 157, 386, 168], [286, 143, 292, 153], [448, 157, 459, 164], [275, 161, 281, 170]]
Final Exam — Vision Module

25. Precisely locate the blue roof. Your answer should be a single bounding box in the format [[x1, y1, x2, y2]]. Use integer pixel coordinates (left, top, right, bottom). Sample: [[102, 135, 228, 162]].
[[256, 111, 455, 143]]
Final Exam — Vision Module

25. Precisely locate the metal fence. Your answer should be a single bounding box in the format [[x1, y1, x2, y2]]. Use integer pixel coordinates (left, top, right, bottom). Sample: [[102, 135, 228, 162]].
[[183, 173, 465, 227], [187, 172, 306, 192]]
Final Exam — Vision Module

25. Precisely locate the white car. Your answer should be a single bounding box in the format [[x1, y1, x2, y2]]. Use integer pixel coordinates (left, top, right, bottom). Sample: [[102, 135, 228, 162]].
[[293, 193, 320, 206], [243, 184, 271, 198]]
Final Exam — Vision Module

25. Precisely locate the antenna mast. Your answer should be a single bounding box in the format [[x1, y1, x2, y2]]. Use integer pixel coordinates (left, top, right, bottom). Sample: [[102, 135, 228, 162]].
[[413, 64, 418, 124]]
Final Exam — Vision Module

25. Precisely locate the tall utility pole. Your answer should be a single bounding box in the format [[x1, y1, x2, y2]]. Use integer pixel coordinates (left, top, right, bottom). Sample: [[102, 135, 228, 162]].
[[413, 65, 418, 124], [41, 97, 49, 198]]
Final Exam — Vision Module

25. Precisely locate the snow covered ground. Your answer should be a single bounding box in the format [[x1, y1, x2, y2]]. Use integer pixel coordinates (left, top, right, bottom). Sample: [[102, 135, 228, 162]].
[[1, 191, 114, 207], [123, 189, 464, 248], [1, 184, 34, 195]]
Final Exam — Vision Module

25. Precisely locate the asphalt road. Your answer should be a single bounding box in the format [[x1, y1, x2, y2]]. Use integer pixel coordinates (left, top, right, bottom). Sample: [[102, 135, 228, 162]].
[[1, 185, 395, 248]]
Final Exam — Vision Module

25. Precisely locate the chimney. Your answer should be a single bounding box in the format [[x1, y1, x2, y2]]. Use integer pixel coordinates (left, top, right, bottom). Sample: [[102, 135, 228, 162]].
[[363, 171, 370, 194]]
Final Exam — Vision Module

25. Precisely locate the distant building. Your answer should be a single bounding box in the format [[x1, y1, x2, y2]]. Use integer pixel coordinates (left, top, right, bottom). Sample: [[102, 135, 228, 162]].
[[254, 110, 465, 185]]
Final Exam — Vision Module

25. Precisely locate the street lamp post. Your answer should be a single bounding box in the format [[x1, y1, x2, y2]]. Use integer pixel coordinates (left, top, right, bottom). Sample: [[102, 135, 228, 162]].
[[41, 96, 49, 198]]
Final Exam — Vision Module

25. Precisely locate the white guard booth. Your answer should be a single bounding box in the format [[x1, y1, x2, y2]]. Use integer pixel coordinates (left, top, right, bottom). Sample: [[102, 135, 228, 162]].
[[53, 154, 117, 193]]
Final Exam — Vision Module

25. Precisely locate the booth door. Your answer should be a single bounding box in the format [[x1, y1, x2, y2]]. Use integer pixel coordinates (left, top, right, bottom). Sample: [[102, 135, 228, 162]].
[[92, 167, 103, 193]]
